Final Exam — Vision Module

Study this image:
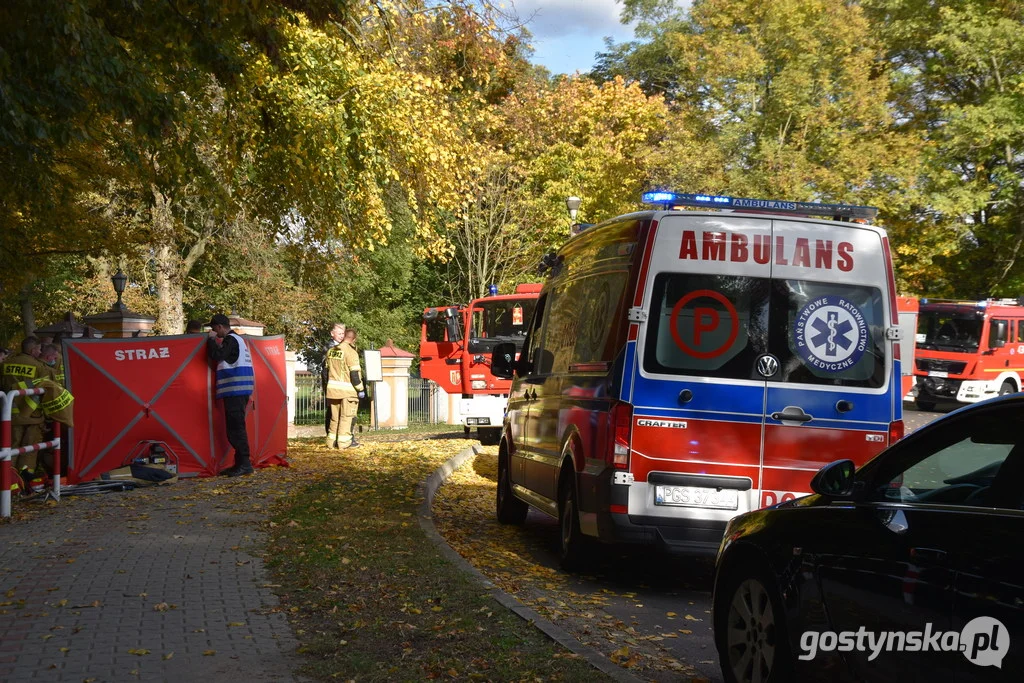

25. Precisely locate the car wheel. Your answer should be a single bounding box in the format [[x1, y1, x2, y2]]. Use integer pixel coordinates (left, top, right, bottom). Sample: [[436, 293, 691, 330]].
[[916, 399, 936, 412], [496, 453, 527, 525], [718, 570, 792, 683], [999, 381, 1015, 397], [558, 476, 586, 571]]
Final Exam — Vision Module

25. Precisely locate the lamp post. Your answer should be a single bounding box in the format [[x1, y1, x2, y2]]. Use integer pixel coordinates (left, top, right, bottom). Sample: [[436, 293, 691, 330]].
[[565, 196, 581, 236], [111, 268, 127, 311]]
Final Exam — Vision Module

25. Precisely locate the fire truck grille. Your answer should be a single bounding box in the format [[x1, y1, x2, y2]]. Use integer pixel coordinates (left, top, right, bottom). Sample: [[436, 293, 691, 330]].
[[916, 359, 967, 374]]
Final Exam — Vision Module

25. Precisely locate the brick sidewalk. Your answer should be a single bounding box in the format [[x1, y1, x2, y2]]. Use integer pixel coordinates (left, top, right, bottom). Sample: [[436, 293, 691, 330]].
[[0, 475, 304, 682]]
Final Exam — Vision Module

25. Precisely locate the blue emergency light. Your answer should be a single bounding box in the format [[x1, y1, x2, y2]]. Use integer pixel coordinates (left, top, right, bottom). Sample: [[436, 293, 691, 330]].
[[488, 284, 498, 296], [640, 191, 878, 222]]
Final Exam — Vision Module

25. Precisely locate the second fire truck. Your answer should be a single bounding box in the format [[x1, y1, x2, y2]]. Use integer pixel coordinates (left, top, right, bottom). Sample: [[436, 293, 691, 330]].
[[914, 298, 1024, 410], [419, 284, 541, 443]]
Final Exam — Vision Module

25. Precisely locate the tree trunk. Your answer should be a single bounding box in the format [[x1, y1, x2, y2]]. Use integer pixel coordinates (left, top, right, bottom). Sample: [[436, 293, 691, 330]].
[[19, 284, 36, 337], [154, 243, 186, 335]]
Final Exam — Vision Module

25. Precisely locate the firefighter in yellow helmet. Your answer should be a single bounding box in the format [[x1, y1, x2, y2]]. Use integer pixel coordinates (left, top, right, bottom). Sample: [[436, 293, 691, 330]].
[[1, 336, 48, 494], [325, 328, 364, 448]]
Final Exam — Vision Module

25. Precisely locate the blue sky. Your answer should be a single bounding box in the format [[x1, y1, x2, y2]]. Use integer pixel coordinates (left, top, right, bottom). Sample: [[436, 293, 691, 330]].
[[510, 0, 638, 75]]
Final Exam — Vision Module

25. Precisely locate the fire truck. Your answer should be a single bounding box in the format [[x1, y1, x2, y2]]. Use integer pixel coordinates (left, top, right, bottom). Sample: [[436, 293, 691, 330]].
[[914, 297, 1024, 410], [419, 284, 542, 443]]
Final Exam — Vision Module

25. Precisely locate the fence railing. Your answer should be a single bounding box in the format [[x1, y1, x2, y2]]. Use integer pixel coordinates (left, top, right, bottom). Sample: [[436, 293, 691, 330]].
[[294, 373, 444, 427]]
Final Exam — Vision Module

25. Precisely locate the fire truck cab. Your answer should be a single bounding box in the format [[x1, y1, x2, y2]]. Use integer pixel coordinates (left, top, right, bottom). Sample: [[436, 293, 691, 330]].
[[420, 284, 541, 444], [914, 298, 1024, 410]]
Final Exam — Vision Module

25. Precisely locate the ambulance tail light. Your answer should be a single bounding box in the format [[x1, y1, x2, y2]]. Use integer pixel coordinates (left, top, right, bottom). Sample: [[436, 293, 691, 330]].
[[608, 401, 633, 468], [889, 419, 905, 444]]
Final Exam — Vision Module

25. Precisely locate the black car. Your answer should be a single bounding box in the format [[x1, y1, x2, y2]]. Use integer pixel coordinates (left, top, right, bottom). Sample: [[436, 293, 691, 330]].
[[713, 393, 1024, 683]]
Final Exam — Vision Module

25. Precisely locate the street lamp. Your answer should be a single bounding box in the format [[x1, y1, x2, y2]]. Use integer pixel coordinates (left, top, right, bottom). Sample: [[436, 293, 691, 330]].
[[111, 268, 128, 310], [565, 196, 581, 222]]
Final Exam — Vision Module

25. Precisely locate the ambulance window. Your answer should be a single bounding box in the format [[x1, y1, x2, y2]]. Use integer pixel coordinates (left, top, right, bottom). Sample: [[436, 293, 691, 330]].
[[769, 281, 885, 388], [643, 273, 770, 379], [523, 294, 551, 375], [571, 271, 629, 364], [542, 281, 582, 374]]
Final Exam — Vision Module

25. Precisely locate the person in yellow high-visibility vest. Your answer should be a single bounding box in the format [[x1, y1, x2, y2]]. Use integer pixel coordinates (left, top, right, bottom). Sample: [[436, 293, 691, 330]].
[[1, 337, 48, 493], [325, 328, 364, 448]]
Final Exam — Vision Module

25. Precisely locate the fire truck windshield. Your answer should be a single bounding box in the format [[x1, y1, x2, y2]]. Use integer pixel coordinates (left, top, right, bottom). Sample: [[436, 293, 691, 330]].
[[917, 310, 983, 351], [467, 298, 536, 353]]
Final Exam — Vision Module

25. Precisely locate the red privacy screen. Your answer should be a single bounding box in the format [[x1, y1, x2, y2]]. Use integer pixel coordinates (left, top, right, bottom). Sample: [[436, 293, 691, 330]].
[[63, 335, 288, 483]]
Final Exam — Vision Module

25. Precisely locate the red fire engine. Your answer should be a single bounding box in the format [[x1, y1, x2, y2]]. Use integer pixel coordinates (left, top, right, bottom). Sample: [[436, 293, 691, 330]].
[[419, 284, 542, 443], [914, 297, 1024, 410]]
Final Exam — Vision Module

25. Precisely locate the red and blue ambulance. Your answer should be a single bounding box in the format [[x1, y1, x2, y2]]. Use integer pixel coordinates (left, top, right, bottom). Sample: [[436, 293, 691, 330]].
[[490, 192, 905, 566]]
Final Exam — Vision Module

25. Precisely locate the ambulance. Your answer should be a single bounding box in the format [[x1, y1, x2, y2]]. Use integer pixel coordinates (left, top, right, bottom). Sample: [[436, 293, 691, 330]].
[[490, 192, 905, 566]]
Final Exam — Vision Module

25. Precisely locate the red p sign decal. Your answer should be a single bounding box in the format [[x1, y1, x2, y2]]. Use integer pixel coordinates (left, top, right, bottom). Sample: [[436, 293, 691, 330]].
[[693, 307, 719, 346]]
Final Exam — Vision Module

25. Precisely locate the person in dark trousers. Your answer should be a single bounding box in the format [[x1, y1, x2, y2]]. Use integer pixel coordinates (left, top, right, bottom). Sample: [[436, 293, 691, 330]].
[[206, 313, 255, 476]]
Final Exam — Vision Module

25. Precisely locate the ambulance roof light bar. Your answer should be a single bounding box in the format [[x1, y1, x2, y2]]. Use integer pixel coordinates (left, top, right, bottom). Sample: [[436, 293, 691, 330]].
[[640, 191, 878, 223]]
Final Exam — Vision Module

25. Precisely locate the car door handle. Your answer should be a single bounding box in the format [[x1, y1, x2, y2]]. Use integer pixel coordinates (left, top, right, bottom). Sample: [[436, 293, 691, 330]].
[[770, 406, 813, 423]]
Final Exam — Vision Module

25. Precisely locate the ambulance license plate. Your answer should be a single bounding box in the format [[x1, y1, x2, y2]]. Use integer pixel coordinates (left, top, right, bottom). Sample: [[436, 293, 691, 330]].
[[655, 485, 738, 510]]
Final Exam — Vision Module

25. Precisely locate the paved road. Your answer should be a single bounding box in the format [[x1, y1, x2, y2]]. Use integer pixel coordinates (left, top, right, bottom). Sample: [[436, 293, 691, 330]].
[[437, 403, 943, 682]]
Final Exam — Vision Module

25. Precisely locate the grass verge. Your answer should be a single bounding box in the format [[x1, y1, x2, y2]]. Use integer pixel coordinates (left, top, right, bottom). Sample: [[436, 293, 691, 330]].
[[267, 435, 603, 681]]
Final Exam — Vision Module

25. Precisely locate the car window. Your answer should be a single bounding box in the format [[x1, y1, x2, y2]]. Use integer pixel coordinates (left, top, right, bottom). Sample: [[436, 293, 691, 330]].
[[868, 407, 1023, 509]]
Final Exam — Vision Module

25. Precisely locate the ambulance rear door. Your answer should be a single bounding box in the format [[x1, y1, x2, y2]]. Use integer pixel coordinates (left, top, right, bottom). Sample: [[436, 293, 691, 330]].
[[629, 214, 773, 518], [760, 218, 894, 506]]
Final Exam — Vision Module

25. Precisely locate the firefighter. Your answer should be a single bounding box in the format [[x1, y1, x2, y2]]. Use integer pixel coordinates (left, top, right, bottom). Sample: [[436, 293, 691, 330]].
[[1, 336, 48, 494], [322, 322, 345, 436], [325, 327, 364, 448]]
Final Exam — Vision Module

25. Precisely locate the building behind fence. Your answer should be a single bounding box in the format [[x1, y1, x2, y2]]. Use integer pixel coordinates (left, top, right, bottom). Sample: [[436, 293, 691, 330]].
[[293, 373, 445, 427]]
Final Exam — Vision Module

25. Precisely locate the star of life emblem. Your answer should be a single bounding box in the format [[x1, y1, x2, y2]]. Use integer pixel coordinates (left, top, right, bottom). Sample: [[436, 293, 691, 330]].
[[794, 296, 869, 372]]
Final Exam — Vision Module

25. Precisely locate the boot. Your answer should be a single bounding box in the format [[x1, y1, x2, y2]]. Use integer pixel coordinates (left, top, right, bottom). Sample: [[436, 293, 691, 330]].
[[325, 436, 338, 449], [225, 458, 254, 477]]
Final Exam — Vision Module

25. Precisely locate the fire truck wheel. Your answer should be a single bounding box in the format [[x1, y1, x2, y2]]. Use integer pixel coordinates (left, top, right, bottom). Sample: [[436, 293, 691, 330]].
[[558, 476, 586, 571], [496, 453, 527, 525], [464, 426, 471, 436], [999, 381, 1016, 397]]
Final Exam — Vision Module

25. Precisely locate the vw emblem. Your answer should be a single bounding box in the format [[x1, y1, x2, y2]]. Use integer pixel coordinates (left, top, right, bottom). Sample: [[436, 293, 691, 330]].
[[757, 354, 779, 378]]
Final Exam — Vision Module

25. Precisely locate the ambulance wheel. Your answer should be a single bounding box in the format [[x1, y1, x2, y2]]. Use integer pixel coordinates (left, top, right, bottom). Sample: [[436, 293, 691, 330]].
[[496, 451, 527, 525], [916, 400, 936, 412], [479, 427, 501, 445], [999, 381, 1016, 397], [558, 476, 586, 571], [716, 566, 793, 683]]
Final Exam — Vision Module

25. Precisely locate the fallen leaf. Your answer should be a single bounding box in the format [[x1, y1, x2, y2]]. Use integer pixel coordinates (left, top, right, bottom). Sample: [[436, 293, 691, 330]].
[[127, 648, 150, 656], [203, 649, 216, 656], [228, 622, 245, 627], [153, 603, 169, 612], [163, 652, 174, 661]]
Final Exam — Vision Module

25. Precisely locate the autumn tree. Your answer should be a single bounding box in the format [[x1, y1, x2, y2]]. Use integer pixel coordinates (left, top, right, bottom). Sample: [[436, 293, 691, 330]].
[[865, 0, 1024, 296]]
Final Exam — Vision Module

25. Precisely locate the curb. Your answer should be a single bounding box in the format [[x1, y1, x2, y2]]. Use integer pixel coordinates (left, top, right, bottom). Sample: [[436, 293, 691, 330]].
[[417, 444, 643, 683]]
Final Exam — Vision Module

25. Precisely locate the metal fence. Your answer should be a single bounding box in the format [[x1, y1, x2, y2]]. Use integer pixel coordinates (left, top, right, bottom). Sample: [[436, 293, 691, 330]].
[[294, 373, 443, 426]]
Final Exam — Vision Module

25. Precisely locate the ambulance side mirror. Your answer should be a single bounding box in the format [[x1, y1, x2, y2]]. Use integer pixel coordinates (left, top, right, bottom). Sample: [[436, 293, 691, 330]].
[[491, 342, 516, 379]]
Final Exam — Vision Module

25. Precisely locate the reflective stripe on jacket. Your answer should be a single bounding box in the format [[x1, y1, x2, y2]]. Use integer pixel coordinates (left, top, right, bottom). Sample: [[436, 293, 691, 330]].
[[215, 333, 254, 398]]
